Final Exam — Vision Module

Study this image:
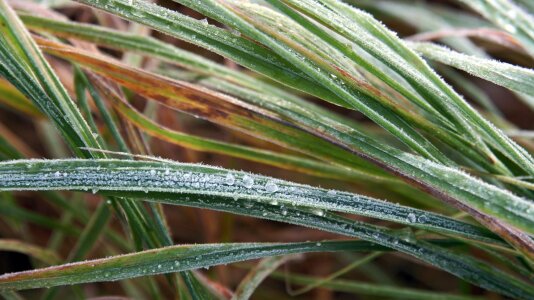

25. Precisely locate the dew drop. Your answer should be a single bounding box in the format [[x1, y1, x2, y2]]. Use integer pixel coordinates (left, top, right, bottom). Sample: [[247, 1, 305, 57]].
[[150, 169, 156, 176], [242, 175, 254, 188], [265, 181, 278, 193], [407, 213, 416, 223], [417, 214, 428, 223], [225, 173, 235, 185], [326, 190, 337, 196], [312, 209, 324, 216]]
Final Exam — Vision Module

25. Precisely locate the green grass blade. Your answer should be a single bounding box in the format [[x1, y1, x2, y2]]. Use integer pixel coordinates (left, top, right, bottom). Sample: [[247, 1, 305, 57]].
[[410, 41, 534, 101], [269, 271, 484, 300], [0, 158, 502, 244], [0, 241, 383, 291], [232, 255, 296, 300], [0, 239, 61, 266], [457, 0, 534, 57]]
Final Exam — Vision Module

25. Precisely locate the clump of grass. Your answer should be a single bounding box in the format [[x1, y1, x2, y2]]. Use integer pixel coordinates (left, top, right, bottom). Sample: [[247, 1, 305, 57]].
[[0, 0, 533, 299]]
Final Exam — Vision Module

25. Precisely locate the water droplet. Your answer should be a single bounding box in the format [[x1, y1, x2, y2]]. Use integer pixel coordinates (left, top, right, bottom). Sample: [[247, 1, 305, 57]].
[[225, 173, 235, 185], [326, 190, 337, 196], [157, 264, 162, 268], [92, 188, 98, 194], [265, 181, 278, 193], [316, 242, 322, 246], [312, 209, 324, 216], [281, 209, 287, 216], [200, 18, 208, 25], [242, 175, 254, 188], [150, 169, 156, 176], [417, 215, 428, 223], [54, 171, 61, 177], [407, 213, 416, 223]]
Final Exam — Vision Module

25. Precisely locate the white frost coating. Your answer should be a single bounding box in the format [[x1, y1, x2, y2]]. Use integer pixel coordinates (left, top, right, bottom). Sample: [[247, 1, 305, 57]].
[[0, 158, 508, 240], [410, 41, 534, 97], [407, 213, 416, 223]]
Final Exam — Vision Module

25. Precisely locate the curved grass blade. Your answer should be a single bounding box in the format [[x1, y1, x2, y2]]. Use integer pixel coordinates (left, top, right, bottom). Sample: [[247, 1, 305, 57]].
[[0, 79, 42, 118], [355, 0, 490, 58], [410, 41, 534, 100], [457, 0, 534, 57], [232, 255, 298, 300], [0, 159, 532, 298], [0, 239, 61, 266], [0, 241, 384, 291], [288, 252, 382, 296], [270, 271, 484, 300], [0, 158, 500, 244]]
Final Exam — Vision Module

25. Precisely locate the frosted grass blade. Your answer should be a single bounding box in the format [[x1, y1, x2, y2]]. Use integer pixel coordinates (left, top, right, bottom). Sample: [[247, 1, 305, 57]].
[[410, 41, 534, 100], [0, 159, 532, 298]]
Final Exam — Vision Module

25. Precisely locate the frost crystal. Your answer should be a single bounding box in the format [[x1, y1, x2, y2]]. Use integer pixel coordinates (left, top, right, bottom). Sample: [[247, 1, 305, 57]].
[[242, 175, 254, 188], [224, 173, 235, 185], [265, 181, 278, 193]]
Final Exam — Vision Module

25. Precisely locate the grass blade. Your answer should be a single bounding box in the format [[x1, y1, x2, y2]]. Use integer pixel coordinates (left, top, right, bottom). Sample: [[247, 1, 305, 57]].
[[410, 41, 534, 101], [0, 241, 383, 291], [1, 159, 534, 298]]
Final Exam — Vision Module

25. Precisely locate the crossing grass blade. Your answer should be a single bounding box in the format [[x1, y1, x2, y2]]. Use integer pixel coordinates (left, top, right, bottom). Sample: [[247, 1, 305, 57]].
[[269, 271, 485, 300], [456, 0, 534, 57]]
